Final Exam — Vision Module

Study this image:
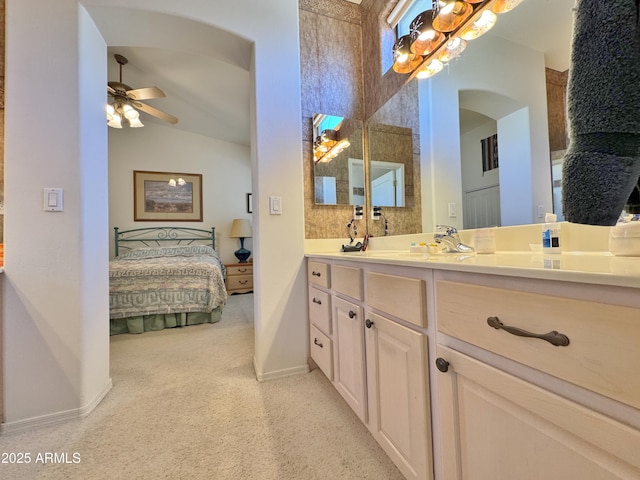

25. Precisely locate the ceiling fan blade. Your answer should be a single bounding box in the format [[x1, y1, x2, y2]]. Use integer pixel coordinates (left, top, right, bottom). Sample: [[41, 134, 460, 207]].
[[107, 85, 116, 95], [132, 101, 178, 125], [127, 86, 166, 100]]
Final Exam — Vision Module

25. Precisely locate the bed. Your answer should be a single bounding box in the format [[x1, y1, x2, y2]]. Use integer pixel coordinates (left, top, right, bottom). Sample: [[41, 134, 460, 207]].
[[109, 226, 228, 335]]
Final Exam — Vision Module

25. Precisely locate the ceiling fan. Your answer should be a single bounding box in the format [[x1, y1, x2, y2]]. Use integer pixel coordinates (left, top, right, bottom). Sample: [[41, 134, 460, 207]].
[[106, 53, 178, 128]]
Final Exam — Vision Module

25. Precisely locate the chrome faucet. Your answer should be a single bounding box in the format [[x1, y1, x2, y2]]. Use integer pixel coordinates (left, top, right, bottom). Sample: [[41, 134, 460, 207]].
[[433, 225, 475, 253]]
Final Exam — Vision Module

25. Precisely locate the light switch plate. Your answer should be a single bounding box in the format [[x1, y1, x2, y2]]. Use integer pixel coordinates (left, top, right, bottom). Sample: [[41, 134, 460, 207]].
[[44, 188, 64, 212], [448, 202, 456, 218], [269, 196, 282, 215]]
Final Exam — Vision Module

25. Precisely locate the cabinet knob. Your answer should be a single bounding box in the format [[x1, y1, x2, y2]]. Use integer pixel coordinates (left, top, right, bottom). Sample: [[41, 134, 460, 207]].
[[435, 357, 450, 373], [365, 319, 374, 328], [349, 310, 356, 319], [314, 338, 323, 348], [312, 298, 322, 305]]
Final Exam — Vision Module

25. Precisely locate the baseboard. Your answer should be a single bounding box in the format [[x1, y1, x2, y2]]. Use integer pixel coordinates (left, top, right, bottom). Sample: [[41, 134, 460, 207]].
[[252, 356, 310, 382], [0, 378, 113, 435]]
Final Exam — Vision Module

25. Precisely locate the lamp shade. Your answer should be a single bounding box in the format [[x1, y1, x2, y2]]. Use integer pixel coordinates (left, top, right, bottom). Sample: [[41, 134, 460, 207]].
[[230, 218, 252, 238]]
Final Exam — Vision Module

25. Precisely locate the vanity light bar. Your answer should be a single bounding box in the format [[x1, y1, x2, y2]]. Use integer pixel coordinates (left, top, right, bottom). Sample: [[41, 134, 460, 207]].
[[394, 0, 523, 81]]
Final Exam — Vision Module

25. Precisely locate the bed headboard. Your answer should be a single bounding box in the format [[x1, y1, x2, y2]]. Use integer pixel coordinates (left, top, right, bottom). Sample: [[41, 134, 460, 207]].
[[114, 227, 216, 257]]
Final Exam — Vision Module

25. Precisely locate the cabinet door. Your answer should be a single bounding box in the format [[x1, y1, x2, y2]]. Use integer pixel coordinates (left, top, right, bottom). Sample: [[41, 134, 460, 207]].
[[366, 312, 432, 480], [435, 345, 640, 480], [332, 296, 366, 422]]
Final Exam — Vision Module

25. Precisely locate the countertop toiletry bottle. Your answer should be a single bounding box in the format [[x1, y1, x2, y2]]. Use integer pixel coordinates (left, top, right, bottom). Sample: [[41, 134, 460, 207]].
[[542, 213, 561, 254]]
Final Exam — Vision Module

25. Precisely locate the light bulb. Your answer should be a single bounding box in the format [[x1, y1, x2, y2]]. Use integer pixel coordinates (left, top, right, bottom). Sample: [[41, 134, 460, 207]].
[[416, 59, 444, 79], [168, 179, 177, 187], [459, 10, 497, 40]]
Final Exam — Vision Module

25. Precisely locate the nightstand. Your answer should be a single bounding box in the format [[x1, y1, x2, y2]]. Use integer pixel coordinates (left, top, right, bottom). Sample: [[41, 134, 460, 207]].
[[225, 263, 253, 294]]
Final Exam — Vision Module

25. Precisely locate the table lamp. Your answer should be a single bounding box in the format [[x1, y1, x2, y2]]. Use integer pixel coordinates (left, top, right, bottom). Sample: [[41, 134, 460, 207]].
[[230, 218, 252, 263]]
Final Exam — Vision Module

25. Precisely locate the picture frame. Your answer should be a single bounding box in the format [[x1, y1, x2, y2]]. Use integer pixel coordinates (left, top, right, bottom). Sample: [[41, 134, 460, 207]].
[[247, 193, 253, 214], [133, 170, 203, 222]]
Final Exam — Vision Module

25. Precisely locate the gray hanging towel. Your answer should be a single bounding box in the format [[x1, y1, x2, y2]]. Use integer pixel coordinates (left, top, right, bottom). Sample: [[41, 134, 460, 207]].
[[561, 0, 640, 225]]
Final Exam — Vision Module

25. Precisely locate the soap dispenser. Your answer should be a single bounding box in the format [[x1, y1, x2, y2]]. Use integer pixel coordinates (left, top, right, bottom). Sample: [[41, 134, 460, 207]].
[[541, 213, 561, 254]]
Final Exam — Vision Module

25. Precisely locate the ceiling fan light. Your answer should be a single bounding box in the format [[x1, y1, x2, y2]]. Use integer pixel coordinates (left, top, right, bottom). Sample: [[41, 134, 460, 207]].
[[106, 104, 115, 120], [168, 178, 177, 187], [177, 178, 186, 186], [459, 9, 497, 40], [107, 113, 122, 129], [122, 104, 139, 120], [128, 117, 144, 128], [433, 1, 473, 33]]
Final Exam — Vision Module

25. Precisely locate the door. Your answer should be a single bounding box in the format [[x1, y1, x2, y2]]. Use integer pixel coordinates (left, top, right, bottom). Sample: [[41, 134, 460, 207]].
[[435, 345, 640, 480], [366, 312, 432, 480], [332, 296, 366, 422]]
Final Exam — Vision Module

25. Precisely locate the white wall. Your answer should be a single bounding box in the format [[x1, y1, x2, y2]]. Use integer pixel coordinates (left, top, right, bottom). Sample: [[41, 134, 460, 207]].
[[108, 124, 252, 264], [3, 3, 112, 428], [3, 0, 305, 428], [460, 119, 498, 194], [420, 34, 552, 232]]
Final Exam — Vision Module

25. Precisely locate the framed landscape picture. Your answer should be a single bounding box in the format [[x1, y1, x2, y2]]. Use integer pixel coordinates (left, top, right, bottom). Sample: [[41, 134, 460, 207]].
[[133, 170, 203, 221]]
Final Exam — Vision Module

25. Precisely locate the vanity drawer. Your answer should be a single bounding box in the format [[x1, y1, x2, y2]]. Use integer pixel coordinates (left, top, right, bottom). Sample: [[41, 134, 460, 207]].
[[436, 280, 640, 410], [310, 324, 333, 380], [309, 286, 331, 335], [308, 260, 330, 288], [366, 272, 426, 328], [332, 265, 363, 300]]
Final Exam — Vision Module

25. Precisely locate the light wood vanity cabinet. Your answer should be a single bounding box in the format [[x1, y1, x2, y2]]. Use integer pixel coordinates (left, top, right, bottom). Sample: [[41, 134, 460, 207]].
[[434, 272, 640, 480], [306, 259, 432, 480], [307, 256, 640, 479]]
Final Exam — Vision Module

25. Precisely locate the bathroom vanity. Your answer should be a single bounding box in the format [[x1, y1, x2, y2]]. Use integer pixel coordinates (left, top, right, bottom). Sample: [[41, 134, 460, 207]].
[[306, 251, 640, 480]]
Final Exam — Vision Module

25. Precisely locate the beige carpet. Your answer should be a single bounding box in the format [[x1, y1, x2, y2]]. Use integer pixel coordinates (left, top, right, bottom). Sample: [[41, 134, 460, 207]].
[[0, 294, 404, 480]]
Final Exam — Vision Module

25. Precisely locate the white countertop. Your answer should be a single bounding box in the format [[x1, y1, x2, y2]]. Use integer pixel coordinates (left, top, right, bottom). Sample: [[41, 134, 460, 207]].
[[306, 250, 640, 289]]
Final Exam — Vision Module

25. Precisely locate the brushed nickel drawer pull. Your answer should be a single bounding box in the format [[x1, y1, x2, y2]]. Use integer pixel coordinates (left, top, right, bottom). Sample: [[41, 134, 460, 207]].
[[312, 271, 321, 277], [312, 298, 322, 305], [314, 338, 323, 348], [487, 316, 570, 347]]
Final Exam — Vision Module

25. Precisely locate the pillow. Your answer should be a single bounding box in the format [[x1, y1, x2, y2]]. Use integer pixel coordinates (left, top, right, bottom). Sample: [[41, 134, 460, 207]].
[[118, 245, 216, 260]]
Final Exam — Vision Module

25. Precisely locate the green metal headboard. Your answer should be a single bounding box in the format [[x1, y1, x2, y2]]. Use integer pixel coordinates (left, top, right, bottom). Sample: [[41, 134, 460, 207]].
[[114, 226, 216, 257]]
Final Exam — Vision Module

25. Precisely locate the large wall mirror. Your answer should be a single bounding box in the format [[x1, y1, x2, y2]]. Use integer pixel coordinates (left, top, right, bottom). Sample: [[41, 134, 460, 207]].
[[364, 0, 573, 236], [313, 114, 364, 205]]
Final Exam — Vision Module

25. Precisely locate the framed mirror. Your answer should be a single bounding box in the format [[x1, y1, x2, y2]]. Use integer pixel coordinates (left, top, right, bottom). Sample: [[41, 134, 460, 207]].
[[365, 79, 422, 236], [313, 114, 364, 206]]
